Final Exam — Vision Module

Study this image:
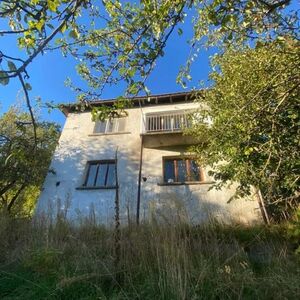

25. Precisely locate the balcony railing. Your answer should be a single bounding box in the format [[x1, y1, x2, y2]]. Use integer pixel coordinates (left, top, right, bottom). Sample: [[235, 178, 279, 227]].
[[144, 111, 191, 133]]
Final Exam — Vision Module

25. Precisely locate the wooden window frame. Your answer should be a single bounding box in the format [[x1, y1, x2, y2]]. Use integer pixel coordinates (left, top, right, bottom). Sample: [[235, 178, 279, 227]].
[[83, 160, 116, 188], [162, 156, 204, 184]]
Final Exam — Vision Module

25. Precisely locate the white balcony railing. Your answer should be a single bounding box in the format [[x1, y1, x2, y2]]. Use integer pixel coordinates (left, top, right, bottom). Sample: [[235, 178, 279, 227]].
[[144, 111, 192, 133]]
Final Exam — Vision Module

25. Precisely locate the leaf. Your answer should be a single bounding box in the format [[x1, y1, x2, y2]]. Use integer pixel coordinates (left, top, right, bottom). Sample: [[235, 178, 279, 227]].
[[177, 28, 183, 36], [127, 68, 136, 78], [119, 67, 127, 76], [69, 29, 79, 39], [25, 83, 32, 91], [47, 0, 59, 13], [0, 71, 9, 85], [60, 23, 67, 33], [35, 19, 45, 32], [8, 61, 17, 71]]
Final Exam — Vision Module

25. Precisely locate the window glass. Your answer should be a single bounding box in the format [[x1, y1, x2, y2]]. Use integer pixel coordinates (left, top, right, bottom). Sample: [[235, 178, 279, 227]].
[[95, 163, 107, 186], [106, 119, 114, 133], [106, 163, 116, 186], [164, 160, 175, 183], [94, 118, 126, 134], [84, 161, 116, 187], [190, 159, 200, 181], [163, 158, 201, 183], [177, 159, 187, 182], [94, 121, 106, 133], [86, 164, 98, 186]]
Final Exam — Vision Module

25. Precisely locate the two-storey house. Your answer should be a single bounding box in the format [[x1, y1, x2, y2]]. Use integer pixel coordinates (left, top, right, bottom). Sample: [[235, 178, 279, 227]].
[[36, 91, 261, 225]]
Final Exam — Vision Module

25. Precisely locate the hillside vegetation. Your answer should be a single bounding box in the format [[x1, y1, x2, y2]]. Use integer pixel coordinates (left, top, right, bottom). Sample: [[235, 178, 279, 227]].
[[1, 214, 299, 300]]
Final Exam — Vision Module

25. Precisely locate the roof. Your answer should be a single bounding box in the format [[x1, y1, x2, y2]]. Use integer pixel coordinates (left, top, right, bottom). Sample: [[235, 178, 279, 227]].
[[60, 91, 199, 116]]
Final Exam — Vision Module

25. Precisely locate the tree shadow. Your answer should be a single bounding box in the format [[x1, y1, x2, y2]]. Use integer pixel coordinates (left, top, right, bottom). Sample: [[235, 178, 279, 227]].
[[36, 113, 261, 226]]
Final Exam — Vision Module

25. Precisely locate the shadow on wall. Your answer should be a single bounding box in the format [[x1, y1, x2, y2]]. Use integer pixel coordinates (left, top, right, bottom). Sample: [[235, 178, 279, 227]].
[[144, 189, 259, 226], [36, 133, 260, 226], [36, 128, 142, 226], [139, 145, 261, 225]]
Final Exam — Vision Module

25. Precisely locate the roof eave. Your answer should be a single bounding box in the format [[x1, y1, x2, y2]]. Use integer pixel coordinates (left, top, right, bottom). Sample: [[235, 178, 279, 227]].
[[59, 90, 201, 115]]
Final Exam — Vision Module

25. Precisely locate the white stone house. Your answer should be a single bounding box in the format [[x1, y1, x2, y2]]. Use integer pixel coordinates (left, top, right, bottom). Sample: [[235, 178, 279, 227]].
[[36, 91, 261, 225]]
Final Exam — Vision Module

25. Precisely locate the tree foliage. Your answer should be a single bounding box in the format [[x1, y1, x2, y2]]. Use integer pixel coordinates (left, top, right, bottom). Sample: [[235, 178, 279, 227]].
[[0, 109, 60, 216], [188, 41, 299, 220], [0, 1, 299, 219], [1, 1, 298, 98]]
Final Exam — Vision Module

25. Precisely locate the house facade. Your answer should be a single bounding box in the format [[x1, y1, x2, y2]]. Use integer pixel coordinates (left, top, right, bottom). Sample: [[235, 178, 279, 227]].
[[36, 92, 261, 225]]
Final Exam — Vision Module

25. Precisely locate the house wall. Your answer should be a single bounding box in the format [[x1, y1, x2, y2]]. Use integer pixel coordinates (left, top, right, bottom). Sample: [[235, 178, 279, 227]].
[[36, 102, 261, 226], [141, 146, 260, 224]]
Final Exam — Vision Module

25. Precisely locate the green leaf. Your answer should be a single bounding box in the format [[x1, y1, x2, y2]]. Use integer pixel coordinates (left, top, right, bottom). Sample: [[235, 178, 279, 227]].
[[8, 61, 17, 71], [69, 28, 80, 39], [0, 71, 9, 85], [119, 67, 127, 76], [47, 0, 59, 12], [60, 23, 67, 33], [177, 28, 183, 36], [25, 83, 32, 91], [127, 68, 136, 78], [35, 19, 45, 32]]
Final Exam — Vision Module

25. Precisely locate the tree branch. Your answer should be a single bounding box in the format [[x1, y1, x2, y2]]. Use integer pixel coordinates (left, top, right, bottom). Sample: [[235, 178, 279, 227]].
[[18, 73, 37, 147], [7, 182, 26, 212]]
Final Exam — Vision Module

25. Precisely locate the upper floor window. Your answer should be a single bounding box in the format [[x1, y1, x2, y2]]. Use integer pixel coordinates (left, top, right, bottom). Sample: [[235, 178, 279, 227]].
[[84, 160, 116, 188], [94, 117, 127, 134], [163, 157, 203, 183]]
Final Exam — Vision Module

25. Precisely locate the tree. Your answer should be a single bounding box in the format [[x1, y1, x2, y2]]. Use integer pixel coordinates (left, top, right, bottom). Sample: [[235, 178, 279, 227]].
[[1, 1, 298, 99], [187, 40, 299, 220], [0, 1, 299, 219], [64, 0, 299, 101], [0, 108, 60, 216]]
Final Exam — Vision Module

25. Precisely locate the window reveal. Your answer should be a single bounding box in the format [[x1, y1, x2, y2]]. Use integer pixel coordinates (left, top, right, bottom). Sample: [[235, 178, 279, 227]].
[[84, 161, 116, 187], [163, 158, 203, 183]]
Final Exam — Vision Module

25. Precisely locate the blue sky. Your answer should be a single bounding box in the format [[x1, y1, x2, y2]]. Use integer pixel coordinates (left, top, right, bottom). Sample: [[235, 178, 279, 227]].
[[0, 8, 214, 126], [2, 1, 297, 126]]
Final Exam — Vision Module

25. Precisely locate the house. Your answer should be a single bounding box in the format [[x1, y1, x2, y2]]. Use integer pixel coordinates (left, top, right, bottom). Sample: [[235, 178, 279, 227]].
[[36, 91, 261, 225]]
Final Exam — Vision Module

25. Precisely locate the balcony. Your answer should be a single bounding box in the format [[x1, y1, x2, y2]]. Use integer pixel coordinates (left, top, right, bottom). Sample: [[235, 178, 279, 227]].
[[145, 111, 190, 133], [141, 111, 196, 148]]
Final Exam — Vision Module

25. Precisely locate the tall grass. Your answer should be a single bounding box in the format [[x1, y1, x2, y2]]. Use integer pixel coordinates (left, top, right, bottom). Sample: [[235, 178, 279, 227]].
[[0, 213, 299, 299]]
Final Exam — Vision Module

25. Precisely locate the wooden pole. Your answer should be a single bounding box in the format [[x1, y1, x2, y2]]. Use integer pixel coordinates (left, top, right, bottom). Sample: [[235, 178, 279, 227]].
[[114, 149, 121, 276], [136, 136, 143, 225], [256, 187, 271, 225]]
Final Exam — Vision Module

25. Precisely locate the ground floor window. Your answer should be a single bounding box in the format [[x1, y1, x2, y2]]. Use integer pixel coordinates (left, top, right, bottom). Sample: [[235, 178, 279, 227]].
[[163, 157, 203, 183], [84, 160, 116, 188]]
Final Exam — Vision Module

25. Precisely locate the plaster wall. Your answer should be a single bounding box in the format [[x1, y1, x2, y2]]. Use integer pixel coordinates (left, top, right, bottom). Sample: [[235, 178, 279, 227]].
[[141, 146, 260, 224], [36, 102, 261, 225]]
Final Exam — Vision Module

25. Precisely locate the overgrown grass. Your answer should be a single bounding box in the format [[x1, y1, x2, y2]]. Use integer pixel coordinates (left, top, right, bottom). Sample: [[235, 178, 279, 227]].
[[0, 214, 299, 299]]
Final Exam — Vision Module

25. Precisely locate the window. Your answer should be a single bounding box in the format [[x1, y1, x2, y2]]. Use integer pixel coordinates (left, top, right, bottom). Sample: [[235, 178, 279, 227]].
[[84, 160, 116, 188], [163, 157, 203, 183], [94, 117, 127, 134]]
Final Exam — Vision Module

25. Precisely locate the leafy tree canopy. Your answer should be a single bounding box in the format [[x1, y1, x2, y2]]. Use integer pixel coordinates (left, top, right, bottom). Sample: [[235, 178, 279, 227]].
[[188, 40, 299, 220], [0, 1, 298, 99], [0, 108, 60, 216]]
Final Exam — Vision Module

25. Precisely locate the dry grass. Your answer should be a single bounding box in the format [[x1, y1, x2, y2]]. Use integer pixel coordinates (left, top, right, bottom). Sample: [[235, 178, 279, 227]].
[[0, 213, 299, 299]]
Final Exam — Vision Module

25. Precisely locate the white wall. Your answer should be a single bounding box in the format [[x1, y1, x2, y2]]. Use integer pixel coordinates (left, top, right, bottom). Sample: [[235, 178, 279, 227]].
[[141, 146, 260, 224], [36, 102, 261, 226]]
